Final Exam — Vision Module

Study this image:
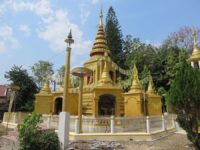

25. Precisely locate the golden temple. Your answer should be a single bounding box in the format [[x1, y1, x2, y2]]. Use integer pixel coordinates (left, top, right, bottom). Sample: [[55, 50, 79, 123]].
[[34, 10, 162, 117]]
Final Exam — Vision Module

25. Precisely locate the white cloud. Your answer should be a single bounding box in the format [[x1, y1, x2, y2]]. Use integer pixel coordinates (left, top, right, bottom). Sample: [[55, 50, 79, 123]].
[[18, 24, 31, 36], [80, 4, 91, 24], [0, 42, 6, 53], [0, 25, 12, 38], [90, 0, 99, 4], [38, 9, 92, 56], [0, 0, 92, 62], [0, 25, 20, 52], [3, 0, 53, 23]]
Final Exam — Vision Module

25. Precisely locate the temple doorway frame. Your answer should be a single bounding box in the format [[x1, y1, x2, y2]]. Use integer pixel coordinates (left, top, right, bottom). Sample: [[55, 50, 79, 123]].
[[54, 97, 63, 115], [98, 94, 116, 116]]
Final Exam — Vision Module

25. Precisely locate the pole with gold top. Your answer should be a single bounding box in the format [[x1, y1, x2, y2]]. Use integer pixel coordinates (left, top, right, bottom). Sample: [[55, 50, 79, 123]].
[[58, 29, 74, 150], [63, 30, 74, 112]]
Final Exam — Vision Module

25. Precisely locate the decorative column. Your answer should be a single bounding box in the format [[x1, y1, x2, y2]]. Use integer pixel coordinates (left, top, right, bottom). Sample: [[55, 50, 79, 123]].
[[72, 67, 93, 133], [59, 30, 74, 150], [63, 30, 74, 112], [78, 77, 83, 133]]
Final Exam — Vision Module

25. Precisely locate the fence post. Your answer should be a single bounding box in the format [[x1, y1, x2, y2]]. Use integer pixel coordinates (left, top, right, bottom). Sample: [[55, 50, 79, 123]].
[[146, 116, 150, 133], [75, 117, 79, 134], [47, 115, 51, 129], [162, 115, 166, 131], [172, 115, 176, 128], [110, 116, 115, 133]]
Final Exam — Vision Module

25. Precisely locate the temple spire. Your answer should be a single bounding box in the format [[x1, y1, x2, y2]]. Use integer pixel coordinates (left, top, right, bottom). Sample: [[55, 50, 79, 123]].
[[192, 29, 200, 54], [130, 64, 141, 93], [99, 9, 103, 26], [147, 72, 155, 95], [90, 9, 111, 57]]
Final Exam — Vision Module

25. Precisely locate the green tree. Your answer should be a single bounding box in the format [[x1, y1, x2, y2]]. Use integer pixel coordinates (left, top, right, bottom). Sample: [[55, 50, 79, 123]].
[[57, 65, 79, 88], [140, 65, 150, 91], [105, 6, 124, 67], [57, 65, 65, 85], [123, 35, 158, 73], [167, 61, 200, 149], [5, 65, 38, 111], [31, 60, 54, 88]]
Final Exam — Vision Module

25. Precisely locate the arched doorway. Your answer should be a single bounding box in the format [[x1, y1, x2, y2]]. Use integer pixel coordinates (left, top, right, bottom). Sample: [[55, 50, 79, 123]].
[[54, 98, 62, 115], [98, 94, 116, 116]]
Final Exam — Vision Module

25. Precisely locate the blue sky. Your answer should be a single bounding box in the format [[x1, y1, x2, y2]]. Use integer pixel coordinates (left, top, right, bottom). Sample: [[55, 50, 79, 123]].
[[0, 0, 200, 84]]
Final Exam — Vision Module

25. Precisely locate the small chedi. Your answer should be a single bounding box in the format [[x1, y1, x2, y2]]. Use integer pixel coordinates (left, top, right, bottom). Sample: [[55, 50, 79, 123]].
[[34, 10, 162, 117]]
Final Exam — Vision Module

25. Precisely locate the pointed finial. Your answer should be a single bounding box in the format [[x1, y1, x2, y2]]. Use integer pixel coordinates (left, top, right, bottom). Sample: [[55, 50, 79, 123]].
[[192, 28, 200, 54], [65, 29, 74, 47], [39, 79, 51, 94], [147, 72, 155, 95], [99, 9, 103, 26], [192, 28, 198, 48], [192, 28, 197, 48], [133, 64, 139, 81], [129, 64, 141, 93]]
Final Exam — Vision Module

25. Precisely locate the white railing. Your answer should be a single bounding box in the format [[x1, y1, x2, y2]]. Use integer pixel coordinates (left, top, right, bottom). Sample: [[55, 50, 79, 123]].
[[2, 112, 176, 134], [68, 114, 176, 134]]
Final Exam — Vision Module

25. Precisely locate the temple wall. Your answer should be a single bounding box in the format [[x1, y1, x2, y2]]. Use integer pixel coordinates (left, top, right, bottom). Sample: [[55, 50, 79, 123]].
[[82, 92, 94, 115], [124, 93, 144, 116], [147, 95, 162, 116], [35, 95, 53, 114]]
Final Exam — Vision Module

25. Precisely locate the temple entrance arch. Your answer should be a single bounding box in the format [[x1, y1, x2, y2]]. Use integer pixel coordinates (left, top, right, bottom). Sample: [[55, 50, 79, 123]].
[[98, 94, 116, 116], [54, 97, 62, 115]]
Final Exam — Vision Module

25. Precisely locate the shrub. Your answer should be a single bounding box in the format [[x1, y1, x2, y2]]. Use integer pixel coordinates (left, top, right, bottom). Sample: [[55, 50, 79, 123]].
[[18, 113, 60, 150], [167, 61, 200, 150]]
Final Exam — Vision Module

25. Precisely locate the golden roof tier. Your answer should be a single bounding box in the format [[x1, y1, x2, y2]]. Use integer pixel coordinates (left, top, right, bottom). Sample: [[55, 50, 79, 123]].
[[90, 9, 111, 57]]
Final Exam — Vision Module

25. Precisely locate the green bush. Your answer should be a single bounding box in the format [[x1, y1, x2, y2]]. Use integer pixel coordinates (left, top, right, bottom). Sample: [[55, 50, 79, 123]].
[[18, 113, 60, 150]]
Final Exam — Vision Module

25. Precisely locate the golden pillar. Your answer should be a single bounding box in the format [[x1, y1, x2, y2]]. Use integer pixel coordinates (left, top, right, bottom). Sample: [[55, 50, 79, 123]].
[[63, 30, 74, 112], [72, 67, 92, 133], [78, 77, 83, 133]]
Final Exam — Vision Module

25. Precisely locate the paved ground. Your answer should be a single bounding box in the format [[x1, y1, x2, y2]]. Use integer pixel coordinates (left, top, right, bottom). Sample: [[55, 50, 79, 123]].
[[0, 131, 195, 150]]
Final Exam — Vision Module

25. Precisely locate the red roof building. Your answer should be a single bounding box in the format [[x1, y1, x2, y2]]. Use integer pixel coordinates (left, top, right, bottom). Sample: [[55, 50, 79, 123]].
[[0, 85, 7, 97]]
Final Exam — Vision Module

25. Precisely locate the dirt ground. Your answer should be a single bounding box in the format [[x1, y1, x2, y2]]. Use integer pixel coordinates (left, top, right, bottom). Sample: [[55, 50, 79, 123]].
[[122, 134, 194, 150], [67, 133, 194, 150], [0, 133, 195, 150]]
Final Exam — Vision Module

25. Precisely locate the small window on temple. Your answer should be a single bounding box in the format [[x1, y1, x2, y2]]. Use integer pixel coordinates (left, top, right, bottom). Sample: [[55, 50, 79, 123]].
[[87, 76, 90, 85], [109, 71, 114, 81]]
